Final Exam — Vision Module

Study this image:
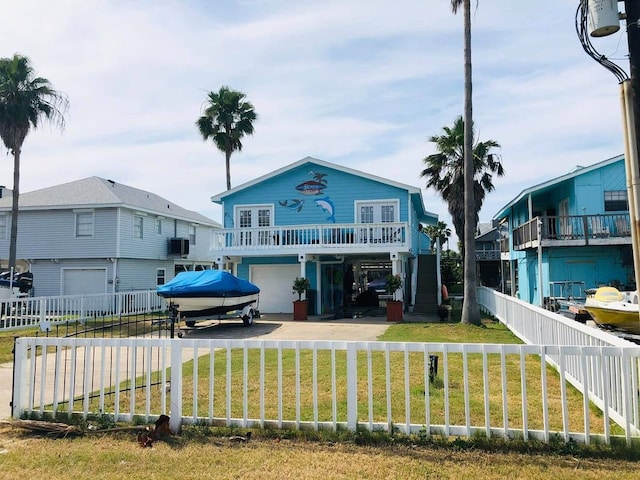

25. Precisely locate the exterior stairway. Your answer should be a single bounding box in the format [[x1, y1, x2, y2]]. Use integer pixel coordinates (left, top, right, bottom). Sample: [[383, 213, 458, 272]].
[[412, 254, 439, 314]]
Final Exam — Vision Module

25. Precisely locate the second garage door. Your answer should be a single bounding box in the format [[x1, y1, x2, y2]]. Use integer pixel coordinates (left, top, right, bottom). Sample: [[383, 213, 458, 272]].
[[250, 264, 300, 313], [62, 268, 107, 295]]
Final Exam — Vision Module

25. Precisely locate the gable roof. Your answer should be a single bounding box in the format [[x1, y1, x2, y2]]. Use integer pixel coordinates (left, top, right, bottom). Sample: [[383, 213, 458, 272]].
[[0, 177, 219, 226], [493, 154, 624, 220], [211, 156, 438, 223]]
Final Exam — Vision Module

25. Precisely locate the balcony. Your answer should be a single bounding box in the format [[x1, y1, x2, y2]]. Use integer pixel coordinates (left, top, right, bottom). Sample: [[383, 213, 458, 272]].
[[512, 214, 632, 250], [475, 249, 501, 261], [211, 222, 409, 256]]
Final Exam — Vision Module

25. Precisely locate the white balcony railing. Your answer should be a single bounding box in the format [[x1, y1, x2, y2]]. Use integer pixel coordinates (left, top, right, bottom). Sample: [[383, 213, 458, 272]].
[[212, 223, 408, 252]]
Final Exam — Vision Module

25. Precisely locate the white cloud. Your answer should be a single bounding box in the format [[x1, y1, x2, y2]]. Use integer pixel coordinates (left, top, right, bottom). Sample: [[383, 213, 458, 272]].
[[0, 0, 631, 248]]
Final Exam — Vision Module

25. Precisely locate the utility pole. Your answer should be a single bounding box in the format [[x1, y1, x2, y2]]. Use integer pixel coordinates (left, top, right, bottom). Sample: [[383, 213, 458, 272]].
[[625, 0, 640, 165]]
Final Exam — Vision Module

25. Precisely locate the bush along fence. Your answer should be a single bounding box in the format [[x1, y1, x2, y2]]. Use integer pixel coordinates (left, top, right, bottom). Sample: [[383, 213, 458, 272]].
[[12, 336, 640, 445]]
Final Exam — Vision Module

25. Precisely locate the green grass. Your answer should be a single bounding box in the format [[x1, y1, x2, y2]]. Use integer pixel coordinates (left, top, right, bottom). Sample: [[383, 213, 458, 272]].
[[1, 423, 639, 479], [64, 314, 624, 439], [6, 310, 639, 477]]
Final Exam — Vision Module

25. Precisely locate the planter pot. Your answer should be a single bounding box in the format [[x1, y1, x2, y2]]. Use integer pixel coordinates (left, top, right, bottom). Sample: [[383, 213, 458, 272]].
[[437, 304, 452, 322], [293, 300, 308, 321], [386, 300, 403, 322]]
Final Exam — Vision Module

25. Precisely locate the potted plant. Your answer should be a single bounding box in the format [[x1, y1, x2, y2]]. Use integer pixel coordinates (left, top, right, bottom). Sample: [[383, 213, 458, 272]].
[[385, 274, 403, 322], [292, 277, 311, 321]]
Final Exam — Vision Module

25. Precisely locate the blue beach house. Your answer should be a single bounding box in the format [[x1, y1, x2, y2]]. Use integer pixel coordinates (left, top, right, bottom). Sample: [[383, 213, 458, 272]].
[[210, 157, 439, 315], [494, 154, 634, 306]]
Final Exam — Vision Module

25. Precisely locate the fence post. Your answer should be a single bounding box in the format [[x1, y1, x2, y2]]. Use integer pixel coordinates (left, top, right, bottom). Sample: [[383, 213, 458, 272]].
[[346, 342, 357, 431], [12, 337, 28, 419], [169, 340, 183, 433]]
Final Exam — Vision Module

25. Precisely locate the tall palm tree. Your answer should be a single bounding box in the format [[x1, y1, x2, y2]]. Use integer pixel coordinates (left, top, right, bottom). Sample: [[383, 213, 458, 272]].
[[0, 54, 68, 270], [450, 0, 480, 325], [196, 86, 257, 191], [421, 116, 502, 245]]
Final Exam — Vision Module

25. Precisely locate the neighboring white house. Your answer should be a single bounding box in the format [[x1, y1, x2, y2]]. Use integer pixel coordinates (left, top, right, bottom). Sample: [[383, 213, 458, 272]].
[[0, 178, 220, 297]]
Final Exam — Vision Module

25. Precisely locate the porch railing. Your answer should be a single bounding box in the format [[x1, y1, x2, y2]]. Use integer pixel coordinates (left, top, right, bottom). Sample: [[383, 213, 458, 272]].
[[512, 214, 632, 250], [212, 223, 408, 252]]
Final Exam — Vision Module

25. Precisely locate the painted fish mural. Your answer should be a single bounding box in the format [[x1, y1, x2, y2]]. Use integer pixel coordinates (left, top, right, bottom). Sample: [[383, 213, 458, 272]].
[[279, 199, 305, 212], [314, 196, 336, 223], [295, 180, 327, 196]]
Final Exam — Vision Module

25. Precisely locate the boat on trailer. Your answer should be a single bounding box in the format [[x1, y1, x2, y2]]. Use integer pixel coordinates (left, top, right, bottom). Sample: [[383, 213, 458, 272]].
[[544, 281, 591, 323], [583, 286, 640, 335], [157, 270, 260, 327]]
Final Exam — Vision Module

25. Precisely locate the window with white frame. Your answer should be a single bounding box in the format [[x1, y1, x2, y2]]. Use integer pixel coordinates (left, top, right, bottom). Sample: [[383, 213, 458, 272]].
[[189, 224, 197, 245], [356, 200, 398, 223], [156, 268, 166, 286], [75, 211, 94, 237], [236, 205, 273, 245], [0, 215, 6, 239], [134, 215, 144, 239]]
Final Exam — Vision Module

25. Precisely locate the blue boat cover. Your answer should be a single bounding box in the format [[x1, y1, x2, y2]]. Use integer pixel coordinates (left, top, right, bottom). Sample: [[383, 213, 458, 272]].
[[157, 270, 259, 298]]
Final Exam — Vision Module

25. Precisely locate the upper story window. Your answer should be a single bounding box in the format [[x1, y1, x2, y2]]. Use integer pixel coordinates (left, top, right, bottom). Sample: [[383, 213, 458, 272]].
[[236, 205, 273, 228], [134, 215, 144, 239], [356, 200, 399, 223], [189, 224, 197, 245], [0, 215, 6, 239], [604, 190, 628, 212], [75, 211, 94, 237]]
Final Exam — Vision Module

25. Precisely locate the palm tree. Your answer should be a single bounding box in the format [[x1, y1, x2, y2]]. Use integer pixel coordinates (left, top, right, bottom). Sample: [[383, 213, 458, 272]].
[[0, 54, 68, 270], [449, 0, 480, 325], [421, 116, 502, 245], [420, 115, 503, 324], [422, 221, 452, 253], [196, 86, 257, 191]]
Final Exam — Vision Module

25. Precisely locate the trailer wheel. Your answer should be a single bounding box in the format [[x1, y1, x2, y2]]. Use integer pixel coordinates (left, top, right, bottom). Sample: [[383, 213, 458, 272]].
[[242, 309, 254, 326]]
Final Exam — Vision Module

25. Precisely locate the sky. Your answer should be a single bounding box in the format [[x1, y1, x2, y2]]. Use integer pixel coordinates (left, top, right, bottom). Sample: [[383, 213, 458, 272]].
[[0, 0, 632, 246]]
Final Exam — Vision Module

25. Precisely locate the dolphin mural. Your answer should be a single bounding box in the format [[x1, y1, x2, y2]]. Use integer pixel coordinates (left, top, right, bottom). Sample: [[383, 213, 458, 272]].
[[279, 199, 305, 212], [314, 196, 336, 223]]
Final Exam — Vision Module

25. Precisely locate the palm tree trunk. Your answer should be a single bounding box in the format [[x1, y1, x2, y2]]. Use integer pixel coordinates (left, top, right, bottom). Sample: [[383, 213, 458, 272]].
[[461, 0, 481, 325], [225, 149, 232, 191], [9, 147, 20, 270]]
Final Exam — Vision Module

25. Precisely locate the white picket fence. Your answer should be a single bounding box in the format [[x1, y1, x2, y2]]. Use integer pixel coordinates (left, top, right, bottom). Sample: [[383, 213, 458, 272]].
[[0, 290, 165, 332], [12, 335, 640, 444], [478, 286, 640, 440]]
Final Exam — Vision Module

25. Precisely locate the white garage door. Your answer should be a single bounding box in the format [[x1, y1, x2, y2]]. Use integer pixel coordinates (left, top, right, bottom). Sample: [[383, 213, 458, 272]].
[[250, 265, 301, 313], [62, 268, 107, 296]]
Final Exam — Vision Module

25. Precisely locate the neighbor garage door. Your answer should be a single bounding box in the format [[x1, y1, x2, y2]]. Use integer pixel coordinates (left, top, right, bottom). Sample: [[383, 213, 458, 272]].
[[250, 264, 300, 313], [62, 268, 107, 296]]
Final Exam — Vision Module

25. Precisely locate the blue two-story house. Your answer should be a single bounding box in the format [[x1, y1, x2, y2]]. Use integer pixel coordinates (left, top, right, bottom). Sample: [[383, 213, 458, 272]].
[[494, 154, 634, 306], [210, 157, 439, 315]]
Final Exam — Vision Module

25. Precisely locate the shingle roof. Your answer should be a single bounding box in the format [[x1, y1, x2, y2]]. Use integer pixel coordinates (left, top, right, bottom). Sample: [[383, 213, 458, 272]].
[[0, 177, 219, 226]]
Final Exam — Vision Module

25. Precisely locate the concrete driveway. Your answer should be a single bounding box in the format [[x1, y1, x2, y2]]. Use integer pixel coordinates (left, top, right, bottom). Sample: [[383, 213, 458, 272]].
[[175, 313, 396, 341]]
